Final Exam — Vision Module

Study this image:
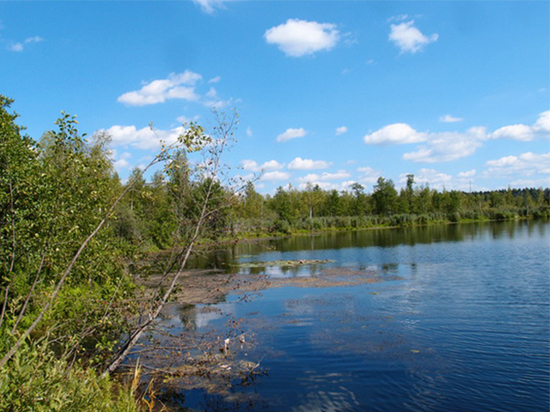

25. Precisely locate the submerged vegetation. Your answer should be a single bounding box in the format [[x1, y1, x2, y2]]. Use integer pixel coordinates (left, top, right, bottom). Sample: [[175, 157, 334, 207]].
[[0, 95, 549, 410]]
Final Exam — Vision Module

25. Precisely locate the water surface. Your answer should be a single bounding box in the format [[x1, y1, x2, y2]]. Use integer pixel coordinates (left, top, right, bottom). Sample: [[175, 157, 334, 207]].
[[161, 221, 550, 411]]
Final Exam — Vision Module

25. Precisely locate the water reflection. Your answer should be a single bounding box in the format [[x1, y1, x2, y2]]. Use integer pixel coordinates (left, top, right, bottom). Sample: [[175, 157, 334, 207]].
[[160, 302, 238, 331], [291, 378, 360, 412], [186, 220, 547, 272], [152, 220, 549, 411]]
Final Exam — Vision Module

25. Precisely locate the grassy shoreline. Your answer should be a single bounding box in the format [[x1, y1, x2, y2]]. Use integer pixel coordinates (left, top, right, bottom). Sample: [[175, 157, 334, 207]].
[[201, 212, 549, 248]]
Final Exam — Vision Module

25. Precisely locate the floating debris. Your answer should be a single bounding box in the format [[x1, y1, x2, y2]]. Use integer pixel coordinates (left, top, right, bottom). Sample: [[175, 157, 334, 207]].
[[237, 259, 335, 268]]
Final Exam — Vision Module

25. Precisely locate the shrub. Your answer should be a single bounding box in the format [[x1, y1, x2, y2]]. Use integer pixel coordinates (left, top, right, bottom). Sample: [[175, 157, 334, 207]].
[[0, 341, 142, 412]]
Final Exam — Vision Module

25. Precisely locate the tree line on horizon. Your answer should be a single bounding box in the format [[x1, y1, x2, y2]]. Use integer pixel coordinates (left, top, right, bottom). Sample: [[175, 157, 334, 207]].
[[115, 167, 550, 247]]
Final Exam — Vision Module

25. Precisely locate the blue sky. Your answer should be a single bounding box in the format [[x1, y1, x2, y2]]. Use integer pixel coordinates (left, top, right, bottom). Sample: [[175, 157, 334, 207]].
[[1, 0, 549, 194]]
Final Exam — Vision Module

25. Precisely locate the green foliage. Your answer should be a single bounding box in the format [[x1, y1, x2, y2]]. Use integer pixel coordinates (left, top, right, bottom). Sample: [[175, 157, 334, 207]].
[[372, 177, 398, 215], [231, 181, 548, 237], [0, 341, 141, 412], [0, 96, 143, 409], [0, 96, 40, 286], [269, 186, 296, 223]]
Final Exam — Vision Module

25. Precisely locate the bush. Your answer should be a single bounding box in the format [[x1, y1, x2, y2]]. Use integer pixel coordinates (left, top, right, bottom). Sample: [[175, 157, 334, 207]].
[[0, 341, 142, 412]]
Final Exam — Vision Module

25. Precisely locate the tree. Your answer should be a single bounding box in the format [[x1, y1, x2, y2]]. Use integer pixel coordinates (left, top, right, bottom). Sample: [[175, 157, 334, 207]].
[[350, 182, 367, 216], [0, 109, 149, 369], [241, 182, 264, 219], [399, 174, 415, 214], [372, 177, 398, 216], [104, 111, 239, 374], [0, 96, 39, 289], [324, 189, 341, 216], [270, 186, 295, 223]]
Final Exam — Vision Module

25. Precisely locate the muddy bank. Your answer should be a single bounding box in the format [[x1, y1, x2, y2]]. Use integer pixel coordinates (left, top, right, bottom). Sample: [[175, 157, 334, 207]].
[[137, 260, 398, 306]]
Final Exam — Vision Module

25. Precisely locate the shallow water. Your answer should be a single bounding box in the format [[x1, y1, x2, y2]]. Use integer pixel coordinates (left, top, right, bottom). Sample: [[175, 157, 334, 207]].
[[159, 221, 550, 411]]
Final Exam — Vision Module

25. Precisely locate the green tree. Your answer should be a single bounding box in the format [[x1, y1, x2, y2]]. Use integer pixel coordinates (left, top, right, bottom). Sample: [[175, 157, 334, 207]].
[[0, 96, 40, 288], [269, 186, 295, 223], [241, 182, 264, 219], [372, 177, 398, 216], [324, 190, 342, 216], [399, 174, 415, 214], [349, 183, 367, 216]]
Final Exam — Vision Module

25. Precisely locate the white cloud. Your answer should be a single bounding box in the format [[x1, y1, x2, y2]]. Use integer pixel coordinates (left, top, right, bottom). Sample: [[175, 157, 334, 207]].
[[367, 111, 549, 164], [508, 177, 550, 187], [8, 43, 23, 52], [276, 127, 307, 142], [399, 168, 477, 191], [412, 168, 453, 187], [241, 159, 283, 172], [265, 19, 340, 57], [458, 169, 476, 178], [490, 124, 534, 141], [483, 152, 550, 186], [364, 123, 427, 145], [319, 170, 351, 180], [357, 166, 377, 174], [114, 158, 131, 171], [202, 86, 233, 109], [118, 71, 202, 106], [335, 126, 348, 135], [240, 159, 260, 171], [403, 127, 485, 163], [101, 124, 184, 150], [262, 160, 284, 170], [486, 155, 518, 168], [176, 114, 200, 125], [208, 76, 221, 84], [357, 166, 381, 185], [260, 171, 291, 181], [485, 152, 550, 174], [288, 157, 330, 170], [206, 87, 217, 98], [25, 35, 43, 44], [112, 151, 132, 171], [389, 20, 438, 54], [246, 127, 253, 137], [8, 35, 44, 52], [440, 114, 464, 123], [534, 110, 550, 132], [297, 173, 320, 183], [298, 181, 339, 191], [297, 170, 350, 182], [192, 0, 231, 13], [490, 111, 550, 141], [388, 15, 410, 23], [203, 94, 233, 109]]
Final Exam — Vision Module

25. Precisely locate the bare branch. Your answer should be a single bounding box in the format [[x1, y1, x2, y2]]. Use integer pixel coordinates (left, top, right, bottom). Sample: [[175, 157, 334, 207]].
[[0, 286, 9, 330], [103, 111, 238, 376]]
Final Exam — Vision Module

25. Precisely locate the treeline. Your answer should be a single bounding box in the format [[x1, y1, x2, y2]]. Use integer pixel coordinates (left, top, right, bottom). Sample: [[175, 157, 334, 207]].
[[117, 171, 550, 246]]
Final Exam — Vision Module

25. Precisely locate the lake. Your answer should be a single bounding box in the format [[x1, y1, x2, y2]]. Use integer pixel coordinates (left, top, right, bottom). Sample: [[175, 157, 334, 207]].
[[153, 220, 550, 411]]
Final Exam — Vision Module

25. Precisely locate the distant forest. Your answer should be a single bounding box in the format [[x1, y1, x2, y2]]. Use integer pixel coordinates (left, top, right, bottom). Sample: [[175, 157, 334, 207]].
[[117, 170, 550, 249]]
